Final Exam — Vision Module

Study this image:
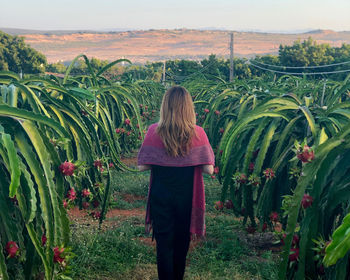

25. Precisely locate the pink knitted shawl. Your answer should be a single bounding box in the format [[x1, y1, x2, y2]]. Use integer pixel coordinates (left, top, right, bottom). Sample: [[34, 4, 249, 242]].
[[137, 123, 215, 237]]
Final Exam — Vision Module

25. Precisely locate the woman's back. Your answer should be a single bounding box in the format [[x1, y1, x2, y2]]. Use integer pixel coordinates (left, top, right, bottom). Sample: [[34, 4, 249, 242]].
[[151, 165, 194, 193]]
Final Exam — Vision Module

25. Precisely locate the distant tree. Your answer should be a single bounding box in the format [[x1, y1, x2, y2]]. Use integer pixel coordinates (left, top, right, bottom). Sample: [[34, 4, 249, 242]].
[[0, 31, 47, 73], [165, 59, 201, 77], [119, 65, 158, 82], [69, 60, 87, 75], [147, 61, 163, 81], [47, 62, 67, 73], [201, 54, 221, 77], [326, 43, 350, 80], [89, 57, 109, 71], [233, 57, 252, 79], [69, 57, 111, 75], [331, 43, 350, 62], [279, 37, 334, 67]]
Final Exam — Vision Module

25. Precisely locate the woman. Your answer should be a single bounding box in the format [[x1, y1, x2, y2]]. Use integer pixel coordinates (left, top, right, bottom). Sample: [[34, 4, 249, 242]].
[[137, 86, 214, 280]]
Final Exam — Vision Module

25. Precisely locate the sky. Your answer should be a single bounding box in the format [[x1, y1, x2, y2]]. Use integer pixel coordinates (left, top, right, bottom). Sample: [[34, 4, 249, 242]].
[[1, 0, 350, 32]]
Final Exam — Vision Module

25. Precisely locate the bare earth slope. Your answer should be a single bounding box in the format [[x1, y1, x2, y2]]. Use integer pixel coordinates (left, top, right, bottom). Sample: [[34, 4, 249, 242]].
[[7, 28, 350, 63]]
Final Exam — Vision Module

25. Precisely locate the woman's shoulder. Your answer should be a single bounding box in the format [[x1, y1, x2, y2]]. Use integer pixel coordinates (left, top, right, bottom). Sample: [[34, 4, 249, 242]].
[[192, 125, 209, 146], [195, 124, 204, 132], [146, 123, 158, 133], [194, 125, 206, 136]]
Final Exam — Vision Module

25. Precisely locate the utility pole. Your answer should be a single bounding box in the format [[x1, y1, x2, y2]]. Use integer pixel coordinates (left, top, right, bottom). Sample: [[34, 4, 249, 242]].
[[162, 61, 166, 85], [229, 32, 234, 82]]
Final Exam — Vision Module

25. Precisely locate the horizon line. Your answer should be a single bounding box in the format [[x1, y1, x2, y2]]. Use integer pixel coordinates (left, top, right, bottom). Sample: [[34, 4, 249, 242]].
[[1, 26, 350, 35]]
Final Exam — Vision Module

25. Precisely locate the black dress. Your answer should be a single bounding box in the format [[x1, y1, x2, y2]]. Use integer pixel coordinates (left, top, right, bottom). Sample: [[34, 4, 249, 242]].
[[149, 165, 195, 280]]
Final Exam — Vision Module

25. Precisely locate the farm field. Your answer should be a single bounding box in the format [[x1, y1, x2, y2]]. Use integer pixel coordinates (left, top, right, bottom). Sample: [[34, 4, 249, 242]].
[[1, 45, 350, 280], [3, 28, 350, 63]]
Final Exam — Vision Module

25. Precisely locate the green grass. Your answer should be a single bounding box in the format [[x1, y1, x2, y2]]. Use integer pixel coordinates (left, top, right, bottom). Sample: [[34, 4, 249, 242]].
[[69, 169, 278, 280], [69, 218, 156, 279], [185, 215, 277, 280], [111, 169, 150, 197]]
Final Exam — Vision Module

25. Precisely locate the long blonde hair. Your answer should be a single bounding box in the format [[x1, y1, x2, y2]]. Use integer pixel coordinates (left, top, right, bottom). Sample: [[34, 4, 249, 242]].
[[156, 86, 196, 157]]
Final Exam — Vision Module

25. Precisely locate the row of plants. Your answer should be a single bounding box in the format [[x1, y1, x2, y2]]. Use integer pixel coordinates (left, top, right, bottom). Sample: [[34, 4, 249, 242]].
[[0, 55, 163, 279], [184, 75, 350, 279]]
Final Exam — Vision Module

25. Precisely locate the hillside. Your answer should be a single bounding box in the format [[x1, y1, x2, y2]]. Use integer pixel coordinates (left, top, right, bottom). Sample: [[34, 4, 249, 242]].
[[3, 28, 350, 63]]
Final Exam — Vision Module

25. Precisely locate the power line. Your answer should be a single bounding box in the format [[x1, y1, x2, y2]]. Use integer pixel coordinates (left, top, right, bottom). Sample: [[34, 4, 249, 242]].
[[165, 61, 218, 81], [252, 59, 350, 69], [166, 48, 229, 79], [165, 47, 230, 81], [166, 61, 214, 80], [248, 61, 350, 75]]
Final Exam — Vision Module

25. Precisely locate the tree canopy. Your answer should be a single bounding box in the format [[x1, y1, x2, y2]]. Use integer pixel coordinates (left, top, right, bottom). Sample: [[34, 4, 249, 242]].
[[0, 31, 47, 73]]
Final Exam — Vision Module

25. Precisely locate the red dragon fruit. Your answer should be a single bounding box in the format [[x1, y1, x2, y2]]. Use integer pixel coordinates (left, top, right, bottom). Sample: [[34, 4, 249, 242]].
[[301, 193, 313, 209], [41, 234, 47, 246], [224, 200, 233, 209], [263, 168, 275, 180], [297, 145, 315, 163], [292, 234, 300, 247], [67, 188, 77, 201], [269, 212, 279, 223], [94, 160, 103, 169], [289, 248, 299, 262], [81, 188, 90, 198], [214, 201, 224, 210], [82, 202, 90, 209], [262, 222, 268, 232], [5, 241, 19, 258], [59, 161, 76, 176], [53, 247, 65, 263], [63, 200, 68, 208], [233, 172, 247, 184], [238, 173, 247, 184]]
